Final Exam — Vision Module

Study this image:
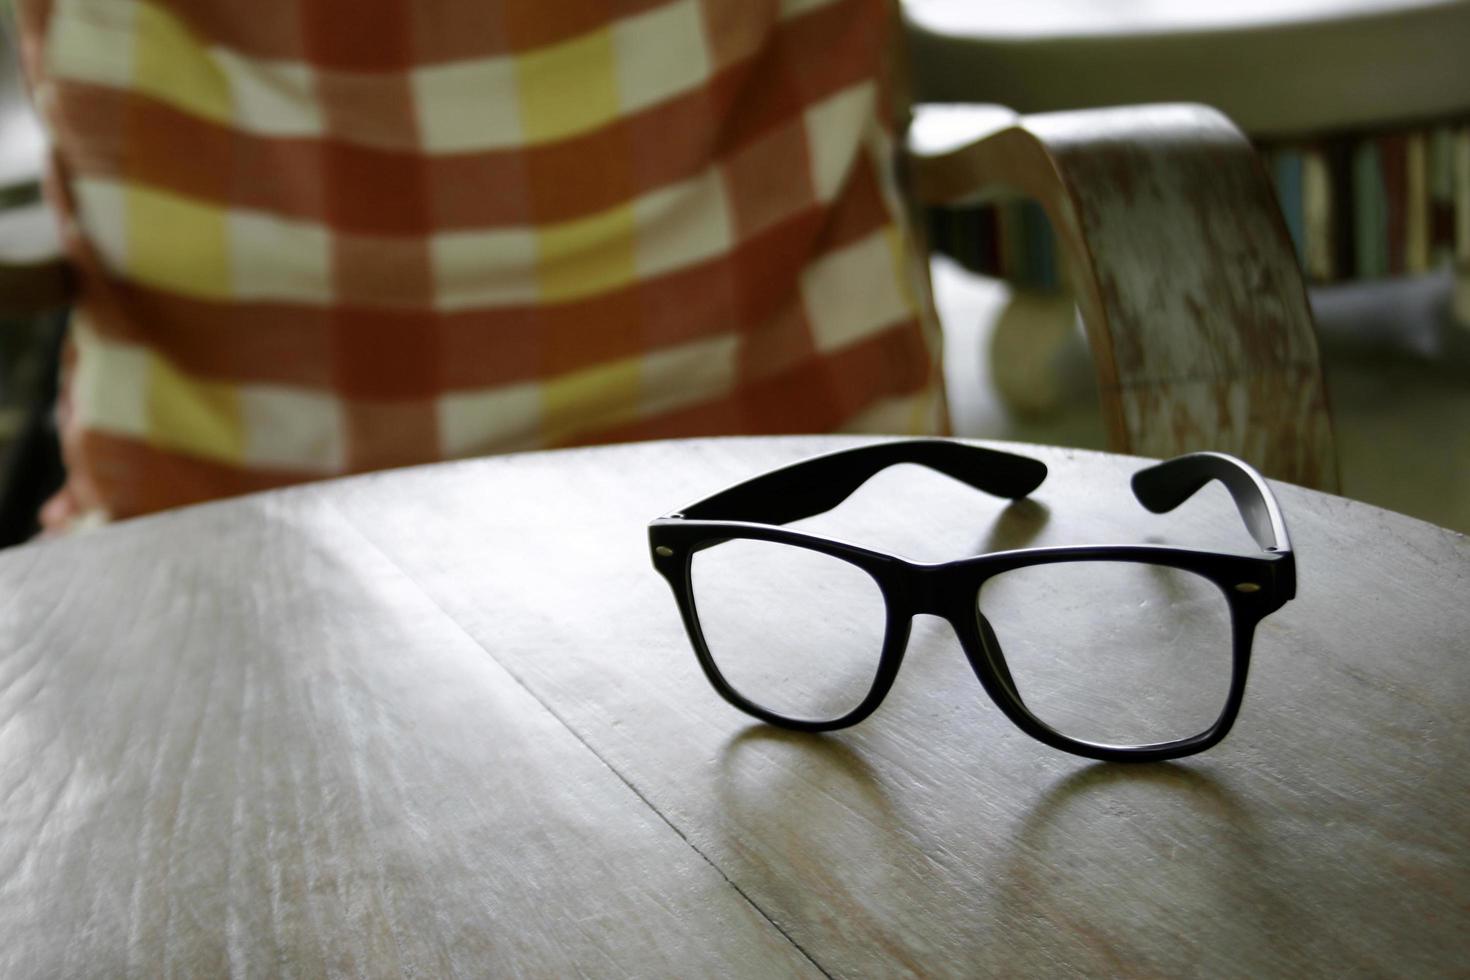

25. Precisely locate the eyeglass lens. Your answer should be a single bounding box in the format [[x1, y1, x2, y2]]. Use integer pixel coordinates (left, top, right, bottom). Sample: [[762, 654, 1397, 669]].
[[691, 538, 886, 723], [978, 561, 1234, 746], [691, 540, 1237, 747]]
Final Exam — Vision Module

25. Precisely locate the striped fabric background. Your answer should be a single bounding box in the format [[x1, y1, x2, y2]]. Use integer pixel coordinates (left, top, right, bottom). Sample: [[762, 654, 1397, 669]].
[[17, 0, 946, 523]]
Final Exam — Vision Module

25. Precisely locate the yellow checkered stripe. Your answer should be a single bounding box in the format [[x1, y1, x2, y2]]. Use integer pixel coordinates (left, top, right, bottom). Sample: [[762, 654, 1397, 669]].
[[36, 0, 943, 495], [72, 165, 751, 307], [64, 59, 883, 307], [71, 211, 926, 468], [45, 0, 846, 151]]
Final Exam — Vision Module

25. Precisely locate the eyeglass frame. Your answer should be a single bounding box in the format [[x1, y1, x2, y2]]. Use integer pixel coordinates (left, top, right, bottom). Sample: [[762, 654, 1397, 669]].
[[648, 439, 1296, 763]]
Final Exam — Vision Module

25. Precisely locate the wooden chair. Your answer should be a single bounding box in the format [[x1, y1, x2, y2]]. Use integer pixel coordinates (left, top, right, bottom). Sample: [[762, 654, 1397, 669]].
[[909, 102, 1339, 490], [0, 86, 1339, 498]]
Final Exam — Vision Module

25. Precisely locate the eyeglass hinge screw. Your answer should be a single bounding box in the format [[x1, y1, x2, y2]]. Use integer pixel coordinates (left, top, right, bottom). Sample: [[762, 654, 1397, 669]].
[[655, 546, 674, 557], [1234, 582, 1261, 593]]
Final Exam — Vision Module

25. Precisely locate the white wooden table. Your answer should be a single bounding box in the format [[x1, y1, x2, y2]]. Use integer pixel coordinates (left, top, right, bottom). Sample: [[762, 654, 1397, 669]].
[[905, 0, 1470, 137], [1, 437, 1465, 977]]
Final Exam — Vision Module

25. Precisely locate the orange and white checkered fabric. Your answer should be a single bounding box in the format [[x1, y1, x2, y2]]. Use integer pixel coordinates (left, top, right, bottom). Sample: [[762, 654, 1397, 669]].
[[19, 0, 945, 521]]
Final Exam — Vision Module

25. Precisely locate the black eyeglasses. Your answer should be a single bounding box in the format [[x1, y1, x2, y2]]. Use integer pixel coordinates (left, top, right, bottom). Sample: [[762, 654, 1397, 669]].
[[648, 440, 1295, 763]]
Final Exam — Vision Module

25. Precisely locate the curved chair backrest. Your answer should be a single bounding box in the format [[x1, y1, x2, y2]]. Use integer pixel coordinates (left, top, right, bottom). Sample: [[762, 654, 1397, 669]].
[[909, 102, 1339, 491]]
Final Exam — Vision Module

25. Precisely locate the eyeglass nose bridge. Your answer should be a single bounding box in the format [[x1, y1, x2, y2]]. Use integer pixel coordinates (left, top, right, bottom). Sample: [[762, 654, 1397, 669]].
[[902, 560, 976, 619], [899, 562, 1025, 705]]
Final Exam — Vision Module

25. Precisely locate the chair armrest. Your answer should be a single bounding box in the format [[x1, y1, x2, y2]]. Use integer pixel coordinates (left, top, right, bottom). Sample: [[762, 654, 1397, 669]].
[[907, 102, 1338, 491], [0, 200, 74, 316]]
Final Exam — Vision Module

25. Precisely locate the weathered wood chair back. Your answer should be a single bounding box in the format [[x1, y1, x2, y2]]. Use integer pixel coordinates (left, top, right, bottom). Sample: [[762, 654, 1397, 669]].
[[907, 99, 1338, 491]]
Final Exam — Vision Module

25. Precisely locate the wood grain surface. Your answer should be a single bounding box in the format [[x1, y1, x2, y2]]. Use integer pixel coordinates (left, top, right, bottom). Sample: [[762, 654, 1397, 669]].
[[1, 437, 1465, 977]]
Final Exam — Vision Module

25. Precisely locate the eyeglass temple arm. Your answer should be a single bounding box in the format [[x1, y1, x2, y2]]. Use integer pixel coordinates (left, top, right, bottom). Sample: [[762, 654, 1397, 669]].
[[1130, 452, 1293, 556], [677, 440, 1047, 525]]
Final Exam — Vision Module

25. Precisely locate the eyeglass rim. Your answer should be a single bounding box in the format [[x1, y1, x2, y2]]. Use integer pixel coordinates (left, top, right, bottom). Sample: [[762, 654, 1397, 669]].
[[648, 440, 1295, 762], [653, 524, 1281, 761]]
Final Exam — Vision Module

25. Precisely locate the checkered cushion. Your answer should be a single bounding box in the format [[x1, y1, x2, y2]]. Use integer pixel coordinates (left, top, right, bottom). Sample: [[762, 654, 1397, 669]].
[[19, 0, 946, 521]]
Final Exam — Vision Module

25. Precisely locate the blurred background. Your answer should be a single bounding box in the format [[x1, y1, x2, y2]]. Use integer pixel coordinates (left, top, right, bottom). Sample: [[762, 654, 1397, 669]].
[[3, 0, 1467, 532], [915, 0, 1470, 533]]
